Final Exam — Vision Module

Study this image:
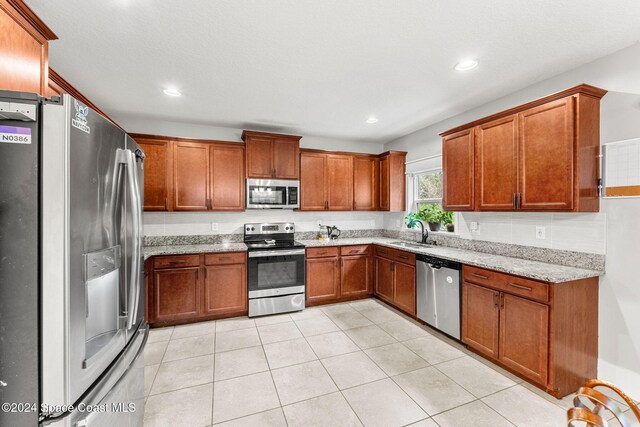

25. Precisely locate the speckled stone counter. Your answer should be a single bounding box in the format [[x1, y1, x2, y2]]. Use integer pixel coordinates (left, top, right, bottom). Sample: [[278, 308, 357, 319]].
[[300, 238, 603, 283], [144, 243, 247, 260]]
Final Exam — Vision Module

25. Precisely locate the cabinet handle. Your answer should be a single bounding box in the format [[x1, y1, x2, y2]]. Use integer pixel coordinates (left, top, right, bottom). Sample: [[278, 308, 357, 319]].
[[493, 293, 499, 308], [500, 293, 505, 309], [509, 283, 533, 291], [170, 260, 186, 264], [398, 255, 409, 260], [391, 262, 395, 272], [349, 249, 359, 253], [272, 168, 275, 177], [318, 250, 328, 254], [513, 193, 517, 209], [196, 269, 199, 280], [517, 193, 522, 209], [164, 197, 168, 211], [204, 268, 207, 279], [471, 273, 488, 280]]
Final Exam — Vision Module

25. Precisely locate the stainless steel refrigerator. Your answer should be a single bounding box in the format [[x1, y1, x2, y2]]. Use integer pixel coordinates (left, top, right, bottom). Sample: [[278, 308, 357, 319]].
[[0, 91, 148, 427]]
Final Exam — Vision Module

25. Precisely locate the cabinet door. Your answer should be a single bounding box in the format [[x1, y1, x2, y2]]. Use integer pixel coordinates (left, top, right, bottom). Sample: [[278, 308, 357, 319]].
[[306, 257, 340, 303], [340, 255, 371, 297], [518, 97, 574, 210], [499, 293, 549, 385], [374, 257, 394, 303], [210, 145, 245, 211], [173, 142, 209, 210], [138, 139, 172, 211], [443, 129, 474, 211], [300, 152, 327, 210], [203, 263, 247, 316], [353, 157, 378, 210], [245, 136, 273, 178], [273, 138, 299, 179], [326, 154, 353, 211], [476, 116, 518, 211], [0, 4, 49, 95], [379, 156, 390, 210], [462, 282, 500, 359], [153, 268, 200, 322], [393, 262, 416, 315]]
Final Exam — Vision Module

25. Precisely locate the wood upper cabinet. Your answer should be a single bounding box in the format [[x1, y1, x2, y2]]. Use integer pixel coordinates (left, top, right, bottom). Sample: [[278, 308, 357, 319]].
[[353, 156, 379, 210], [499, 292, 549, 385], [306, 257, 340, 303], [210, 144, 245, 211], [173, 142, 210, 211], [379, 151, 407, 212], [441, 85, 606, 212], [134, 137, 172, 211], [326, 154, 353, 210], [153, 267, 200, 323], [340, 255, 371, 297], [518, 98, 574, 210], [462, 282, 500, 359], [242, 131, 301, 179], [0, 0, 57, 96], [300, 152, 327, 210], [203, 253, 247, 317], [476, 116, 518, 211], [442, 129, 474, 211], [299, 151, 353, 211]]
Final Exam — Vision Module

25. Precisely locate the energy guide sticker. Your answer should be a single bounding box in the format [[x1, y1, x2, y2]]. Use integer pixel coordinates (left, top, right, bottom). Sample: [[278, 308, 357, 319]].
[[0, 126, 32, 144]]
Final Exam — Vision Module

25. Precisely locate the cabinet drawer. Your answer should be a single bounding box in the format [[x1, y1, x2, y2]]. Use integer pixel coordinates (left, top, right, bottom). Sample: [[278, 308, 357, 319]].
[[392, 250, 415, 265], [307, 246, 339, 258], [463, 265, 507, 287], [374, 246, 395, 259], [204, 252, 246, 265], [464, 265, 548, 303], [340, 245, 370, 256], [498, 276, 549, 303], [153, 255, 200, 269]]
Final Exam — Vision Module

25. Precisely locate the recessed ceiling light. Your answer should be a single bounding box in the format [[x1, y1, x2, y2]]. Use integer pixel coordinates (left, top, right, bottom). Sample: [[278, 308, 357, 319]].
[[454, 59, 478, 71], [163, 88, 182, 97], [366, 117, 378, 124]]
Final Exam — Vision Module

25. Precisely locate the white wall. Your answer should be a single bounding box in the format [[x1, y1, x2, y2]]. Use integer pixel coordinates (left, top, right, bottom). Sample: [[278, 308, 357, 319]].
[[385, 43, 640, 398], [113, 115, 386, 154]]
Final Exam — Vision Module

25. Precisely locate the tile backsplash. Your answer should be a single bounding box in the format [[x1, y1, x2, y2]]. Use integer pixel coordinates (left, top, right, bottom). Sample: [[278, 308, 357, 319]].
[[144, 211, 386, 237], [384, 211, 607, 255]]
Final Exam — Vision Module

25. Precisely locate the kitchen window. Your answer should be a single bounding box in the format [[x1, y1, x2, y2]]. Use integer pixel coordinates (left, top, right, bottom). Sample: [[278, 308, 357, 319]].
[[414, 169, 443, 211]]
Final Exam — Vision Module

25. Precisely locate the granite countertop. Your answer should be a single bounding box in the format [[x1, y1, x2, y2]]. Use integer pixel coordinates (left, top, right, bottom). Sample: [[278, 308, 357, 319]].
[[144, 243, 247, 260], [300, 237, 603, 283]]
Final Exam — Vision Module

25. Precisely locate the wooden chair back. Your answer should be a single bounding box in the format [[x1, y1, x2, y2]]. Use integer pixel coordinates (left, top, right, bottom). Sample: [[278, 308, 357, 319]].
[[567, 380, 640, 426]]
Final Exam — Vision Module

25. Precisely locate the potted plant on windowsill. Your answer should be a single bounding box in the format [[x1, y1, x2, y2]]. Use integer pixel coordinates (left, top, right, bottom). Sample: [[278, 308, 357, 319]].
[[405, 205, 454, 233], [441, 210, 454, 232]]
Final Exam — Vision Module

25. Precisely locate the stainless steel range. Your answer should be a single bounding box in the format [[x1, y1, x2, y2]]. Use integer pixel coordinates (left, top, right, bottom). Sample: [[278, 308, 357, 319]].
[[245, 223, 306, 317]]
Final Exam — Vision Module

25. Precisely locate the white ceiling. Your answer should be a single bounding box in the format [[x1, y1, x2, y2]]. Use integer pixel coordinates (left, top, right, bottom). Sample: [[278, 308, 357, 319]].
[[26, 0, 640, 143]]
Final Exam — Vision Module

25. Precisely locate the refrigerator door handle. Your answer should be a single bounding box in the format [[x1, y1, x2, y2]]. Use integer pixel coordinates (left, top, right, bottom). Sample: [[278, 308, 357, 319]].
[[125, 149, 143, 330]]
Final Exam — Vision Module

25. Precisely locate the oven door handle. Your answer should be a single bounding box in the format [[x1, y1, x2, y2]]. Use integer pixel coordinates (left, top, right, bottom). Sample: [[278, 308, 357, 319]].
[[248, 249, 306, 258]]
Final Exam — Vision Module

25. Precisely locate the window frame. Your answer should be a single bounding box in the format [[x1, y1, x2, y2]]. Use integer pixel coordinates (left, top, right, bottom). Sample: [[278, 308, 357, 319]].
[[413, 167, 443, 212]]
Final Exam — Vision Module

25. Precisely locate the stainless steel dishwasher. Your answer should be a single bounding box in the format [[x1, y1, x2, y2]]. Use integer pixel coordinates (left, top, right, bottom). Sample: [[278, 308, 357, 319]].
[[416, 254, 462, 339]]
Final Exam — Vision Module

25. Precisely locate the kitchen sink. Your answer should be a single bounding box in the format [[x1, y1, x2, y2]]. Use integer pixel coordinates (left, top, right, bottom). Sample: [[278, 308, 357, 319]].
[[389, 241, 434, 249]]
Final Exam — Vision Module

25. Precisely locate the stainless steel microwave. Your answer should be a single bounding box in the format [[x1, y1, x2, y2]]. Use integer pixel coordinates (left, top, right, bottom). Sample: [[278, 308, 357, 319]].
[[246, 179, 300, 209]]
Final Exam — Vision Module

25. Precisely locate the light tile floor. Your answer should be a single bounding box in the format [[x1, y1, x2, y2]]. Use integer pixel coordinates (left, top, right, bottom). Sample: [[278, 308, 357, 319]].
[[142, 298, 637, 427]]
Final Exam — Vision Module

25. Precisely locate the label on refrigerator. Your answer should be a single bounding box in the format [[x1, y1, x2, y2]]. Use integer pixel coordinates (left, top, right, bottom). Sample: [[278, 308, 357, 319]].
[[0, 126, 32, 144], [71, 100, 91, 134]]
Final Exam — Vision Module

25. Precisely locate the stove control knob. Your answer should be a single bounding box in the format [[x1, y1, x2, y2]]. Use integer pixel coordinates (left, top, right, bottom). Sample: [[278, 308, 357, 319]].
[[251, 227, 255, 231], [246, 227, 250, 231]]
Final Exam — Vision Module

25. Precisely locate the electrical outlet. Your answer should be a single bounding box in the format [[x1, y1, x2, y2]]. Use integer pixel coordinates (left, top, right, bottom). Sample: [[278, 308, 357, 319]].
[[211, 222, 219, 232], [470, 221, 480, 233], [535, 226, 546, 240]]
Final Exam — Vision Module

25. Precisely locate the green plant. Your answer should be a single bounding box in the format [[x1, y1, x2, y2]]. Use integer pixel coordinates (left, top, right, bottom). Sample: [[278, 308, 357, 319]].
[[405, 205, 454, 228]]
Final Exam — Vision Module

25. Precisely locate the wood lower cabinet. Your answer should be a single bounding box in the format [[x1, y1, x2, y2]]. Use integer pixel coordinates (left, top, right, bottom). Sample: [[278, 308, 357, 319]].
[[306, 245, 373, 305], [462, 265, 598, 397], [203, 260, 247, 317], [242, 131, 301, 179], [441, 85, 607, 213], [147, 252, 248, 326], [374, 246, 416, 316], [306, 257, 340, 303], [153, 267, 200, 323]]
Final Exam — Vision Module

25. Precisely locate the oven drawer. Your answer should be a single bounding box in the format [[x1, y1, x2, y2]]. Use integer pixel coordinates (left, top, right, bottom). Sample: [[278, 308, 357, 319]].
[[306, 246, 339, 258], [153, 255, 200, 269], [205, 252, 246, 265], [340, 245, 370, 256]]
